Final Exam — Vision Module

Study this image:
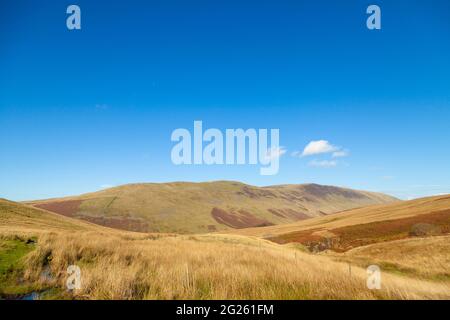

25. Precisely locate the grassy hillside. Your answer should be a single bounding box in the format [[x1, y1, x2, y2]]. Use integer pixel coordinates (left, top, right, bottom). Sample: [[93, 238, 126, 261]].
[[25, 181, 397, 233], [0, 198, 449, 300], [0, 199, 100, 298], [0, 198, 103, 234], [224, 194, 450, 252], [331, 235, 450, 282]]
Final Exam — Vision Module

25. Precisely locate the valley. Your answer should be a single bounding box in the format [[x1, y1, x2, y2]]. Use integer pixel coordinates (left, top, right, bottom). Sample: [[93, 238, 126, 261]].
[[0, 186, 449, 300]]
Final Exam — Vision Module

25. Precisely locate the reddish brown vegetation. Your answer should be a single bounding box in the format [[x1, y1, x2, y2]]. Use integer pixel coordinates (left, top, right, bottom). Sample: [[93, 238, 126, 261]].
[[34, 200, 82, 217], [33, 200, 149, 232], [211, 207, 273, 229], [269, 209, 450, 252], [331, 209, 450, 250], [77, 215, 150, 232]]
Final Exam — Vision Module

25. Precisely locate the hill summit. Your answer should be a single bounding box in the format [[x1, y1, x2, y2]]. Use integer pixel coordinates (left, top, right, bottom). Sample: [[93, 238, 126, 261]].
[[27, 181, 397, 233]]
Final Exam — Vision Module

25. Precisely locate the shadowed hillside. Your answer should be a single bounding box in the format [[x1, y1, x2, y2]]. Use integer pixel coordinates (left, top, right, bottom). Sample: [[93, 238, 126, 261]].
[[25, 181, 397, 233]]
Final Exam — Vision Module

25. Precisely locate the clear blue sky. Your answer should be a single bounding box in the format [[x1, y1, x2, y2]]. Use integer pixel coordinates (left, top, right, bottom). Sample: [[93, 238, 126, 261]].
[[1, 0, 449, 201]]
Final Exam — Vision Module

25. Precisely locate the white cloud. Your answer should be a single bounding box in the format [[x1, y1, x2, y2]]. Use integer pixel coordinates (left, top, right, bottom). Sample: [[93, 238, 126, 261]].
[[332, 150, 349, 158], [291, 140, 349, 168], [301, 140, 339, 157], [308, 159, 337, 168], [263, 146, 287, 161]]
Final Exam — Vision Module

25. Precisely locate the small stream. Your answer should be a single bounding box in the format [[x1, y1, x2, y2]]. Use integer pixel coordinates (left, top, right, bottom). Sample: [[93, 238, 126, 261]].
[[0, 289, 53, 300], [20, 292, 41, 300]]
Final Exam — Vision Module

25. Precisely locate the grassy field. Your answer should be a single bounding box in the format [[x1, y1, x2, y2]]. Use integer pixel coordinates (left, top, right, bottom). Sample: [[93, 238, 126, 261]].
[[25, 181, 397, 233], [0, 238, 37, 297], [330, 235, 450, 282], [1, 198, 449, 300]]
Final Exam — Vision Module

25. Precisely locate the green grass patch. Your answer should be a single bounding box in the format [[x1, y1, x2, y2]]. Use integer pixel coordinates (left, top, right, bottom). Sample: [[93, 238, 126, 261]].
[[0, 238, 37, 297]]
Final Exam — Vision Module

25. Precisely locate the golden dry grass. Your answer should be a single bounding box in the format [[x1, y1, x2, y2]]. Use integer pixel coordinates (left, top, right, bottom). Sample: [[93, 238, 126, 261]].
[[331, 235, 450, 282], [1, 199, 449, 300], [5, 231, 446, 300]]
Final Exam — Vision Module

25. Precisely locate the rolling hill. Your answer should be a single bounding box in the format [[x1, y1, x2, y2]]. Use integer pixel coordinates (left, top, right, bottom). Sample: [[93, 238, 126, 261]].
[[224, 194, 450, 252], [1, 197, 448, 299], [0, 198, 102, 234], [25, 181, 397, 233]]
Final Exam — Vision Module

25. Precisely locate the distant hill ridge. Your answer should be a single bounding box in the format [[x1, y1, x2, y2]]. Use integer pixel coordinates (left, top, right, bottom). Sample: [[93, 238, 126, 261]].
[[26, 181, 398, 233]]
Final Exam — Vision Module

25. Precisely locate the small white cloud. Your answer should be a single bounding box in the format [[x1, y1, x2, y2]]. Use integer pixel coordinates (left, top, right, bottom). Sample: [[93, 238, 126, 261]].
[[332, 150, 349, 158], [381, 175, 395, 180], [301, 140, 339, 157], [291, 150, 301, 157], [308, 159, 337, 168], [263, 146, 287, 161]]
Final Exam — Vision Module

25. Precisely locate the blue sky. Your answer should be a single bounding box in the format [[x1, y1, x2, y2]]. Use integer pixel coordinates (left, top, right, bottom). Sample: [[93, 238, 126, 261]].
[[1, 0, 449, 201]]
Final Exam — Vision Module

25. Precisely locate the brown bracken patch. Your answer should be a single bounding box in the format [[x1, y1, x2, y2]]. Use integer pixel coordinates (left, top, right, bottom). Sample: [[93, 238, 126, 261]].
[[33, 200, 150, 232], [211, 207, 273, 229], [330, 209, 450, 251], [33, 200, 82, 217], [269, 209, 450, 252]]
